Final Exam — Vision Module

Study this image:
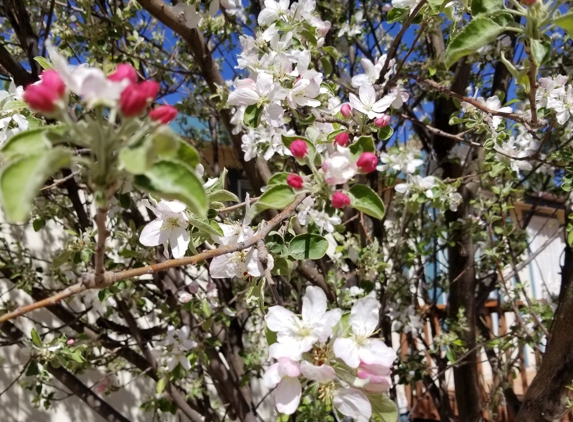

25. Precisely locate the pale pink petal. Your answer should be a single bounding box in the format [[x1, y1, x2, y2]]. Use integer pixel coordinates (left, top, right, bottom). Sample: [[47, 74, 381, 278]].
[[302, 286, 327, 325], [139, 219, 168, 247], [274, 377, 301, 415], [300, 361, 335, 382], [349, 296, 379, 337], [333, 387, 372, 422], [333, 337, 360, 368]]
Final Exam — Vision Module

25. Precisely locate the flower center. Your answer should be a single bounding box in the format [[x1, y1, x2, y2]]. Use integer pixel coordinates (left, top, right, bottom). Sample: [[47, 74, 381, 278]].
[[164, 217, 180, 229]]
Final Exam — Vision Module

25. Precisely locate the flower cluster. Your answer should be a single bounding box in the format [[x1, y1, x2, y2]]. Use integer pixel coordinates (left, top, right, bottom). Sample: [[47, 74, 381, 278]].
[[536, 75, 572, 125], [264, 287, 396, 421], [157, 326, 197, 372], [22, 42, 177, 125]]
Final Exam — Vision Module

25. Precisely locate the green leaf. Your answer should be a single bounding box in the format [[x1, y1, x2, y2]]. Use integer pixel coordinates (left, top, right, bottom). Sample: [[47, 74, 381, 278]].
[[175, 141, 200, 168], [0, 148, 72, 222], [151, 126, 179, 158], [554, 11, 573, 39], [134, 160, 207, 217], [387, 7, 408, 23], [244, 104, 263, 128], [252, 185, 296, 215], [530, 38, 551, 66], [271, 256, 293, 277], [288, 234, 328, 260], [3, 100, 27, 112], [209, 189, 239, 203], [26, 360, 40, 376], [32, 218, 45, 232], [265, 327, 277, 346], [188, 215, 223, 236], [349, 135, 375, 159], [471, 0, 502, 17], [31, 328, 42, 347], [568, 228, 573, 247], [156, 377, 167, 395], [428, 0, 448, 13], [369, 394, 398, 422], [320, 56, 332, 77], [1, 127, 56, 161], [445, 17, 506, 69], [267, 172, 290, 186], [119, 137, 156, 175], [377, 126, 394, 141], [347, 184, 386, 220], [34, 56, 54, 70]]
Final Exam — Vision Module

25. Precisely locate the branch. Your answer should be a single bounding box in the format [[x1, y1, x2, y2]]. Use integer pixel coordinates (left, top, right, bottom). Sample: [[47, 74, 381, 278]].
[[419, 77, 547, 129], [94, 206, 109, 284], [0, 195, 307, 323]]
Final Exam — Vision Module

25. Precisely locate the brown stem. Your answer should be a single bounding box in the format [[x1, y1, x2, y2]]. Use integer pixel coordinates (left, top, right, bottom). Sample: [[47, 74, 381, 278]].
[[0, 195, 306, 323]]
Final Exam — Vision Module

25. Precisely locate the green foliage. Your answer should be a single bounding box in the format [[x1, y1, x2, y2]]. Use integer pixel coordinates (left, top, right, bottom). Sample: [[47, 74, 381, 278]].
[[347, 185, 386, 220], [288, 234, 328, 260], [134, 160, 207, 217], [252, 185, 296, 215]]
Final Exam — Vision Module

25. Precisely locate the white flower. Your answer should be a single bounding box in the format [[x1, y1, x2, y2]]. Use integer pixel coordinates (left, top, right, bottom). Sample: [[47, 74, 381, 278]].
[[321, 146, 358, 185], [173, 2, 202, 28], [258, 0, 290, 26], [547, 85, 573, 125], [263, 358, 301, 415], [351, 57, 383, 88], [332, 387, 372, 422], [393, 0, 420, 8], [46, 41, 129, 107], [160, 326, 197, 371], [349, 83, 396, 119], [463, 95, 512, 130], [299, 361, 336, 382], [209, 195, 272, 278], [395, 175, 436, 197], [333, 297, 396, 368], [266, 286, 342, 357], [287, 77, 321, 108], [139, 199, 190, 259]]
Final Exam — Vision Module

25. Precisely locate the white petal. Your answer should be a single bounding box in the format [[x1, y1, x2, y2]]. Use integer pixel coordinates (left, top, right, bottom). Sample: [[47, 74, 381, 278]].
[[349, 93, 367, 115], [139, 219, 168, 247], [170, 228, 190, 259], [266, 306, 299, 333], [302, 286, 327, 325], [333, 337, 360, 368], [300, 361, 335, 382], [333, 387, 372, 422], [274, 377, 301, 415], [349, 296, 379, 337], [263, 362, 282, 389], [228, 88, 259, 106], [358, 338, 396, 368], [209, 254, 238, 278]]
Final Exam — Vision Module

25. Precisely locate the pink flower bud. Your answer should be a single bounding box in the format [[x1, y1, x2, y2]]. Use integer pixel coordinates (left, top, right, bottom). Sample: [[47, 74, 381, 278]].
[[149, 105, 178, 124], [334, 132, 350, 147], [119, 80, 160, 117], [108, 64, 138, 85], [290, 139, 308, 159], [67, 339, 75, 346], [287, 173, 304, 190], [357, 152, 378, 173], [374, 114, 391, 128], [341, 103, 352, 118], [23, 70, 66, 113], [332, 191, 351, 209]]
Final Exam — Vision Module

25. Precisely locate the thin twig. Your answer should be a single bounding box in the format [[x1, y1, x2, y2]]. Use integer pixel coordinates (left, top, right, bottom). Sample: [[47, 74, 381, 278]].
[[0, 195, 306, 323], [217, 196, 258, 213], [40, 170, 82, 191]]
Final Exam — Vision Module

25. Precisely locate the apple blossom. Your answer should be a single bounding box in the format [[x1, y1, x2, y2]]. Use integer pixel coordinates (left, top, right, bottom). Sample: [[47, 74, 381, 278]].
[[289, 139, 308, 158], [333, 296, 397, 368], [322, 146, 357, 185], [108, 64, 138, 84], [149, 105, 178, 124], [334, 132, 350, 147], [263, 358, 301, 415], [349, 83, 396, 119], [287, 173, 304, 189], [119, 81, 160, 117], [375, 114, 391, 128], [266, 286, 342, 356], [332, 387, 372, 422], [341, 103, 352, 117], [357, 362, 392, 392], [357, 152, 378, 173], [23, 70, 66, 114], [139, 199, 190, 259], [331, 192, 351, 209]]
